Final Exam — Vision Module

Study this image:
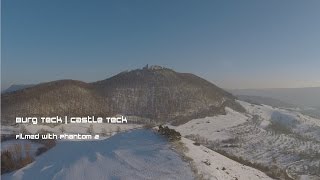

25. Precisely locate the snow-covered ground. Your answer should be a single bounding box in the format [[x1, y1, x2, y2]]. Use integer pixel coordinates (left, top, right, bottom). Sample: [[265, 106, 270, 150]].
[[173, 107, 249, 141], [181, 137, 272, 180], [2, 129, 194, 180], [238, 100, 320, 128], [172, 100, 320, 179], [2, 101, 320, 179]]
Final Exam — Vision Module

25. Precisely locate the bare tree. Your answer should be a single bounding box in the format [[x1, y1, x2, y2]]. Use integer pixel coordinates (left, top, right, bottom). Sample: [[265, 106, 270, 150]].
[[19, 125, 29, 134], [87, 124, 94, 134], [116, 126, 121, 133], [59, 125, 66, 133], [101, 128, 108, 136]]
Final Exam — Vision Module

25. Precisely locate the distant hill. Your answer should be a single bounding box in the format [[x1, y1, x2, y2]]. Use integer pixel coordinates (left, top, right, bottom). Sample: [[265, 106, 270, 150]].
[[2, 84, 35, 93], [1, 66, 245, 125], [229, 87, 320, 119], [229, 87, 320, 108], [236, 95, 297, 108]]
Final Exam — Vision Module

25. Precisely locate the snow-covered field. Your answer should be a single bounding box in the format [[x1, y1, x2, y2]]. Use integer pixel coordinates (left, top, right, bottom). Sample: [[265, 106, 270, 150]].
[[182, 138, 272, 180], [172, 100, 320, 179], [173, 107, 249, 141], [2, 129, 194, 180]]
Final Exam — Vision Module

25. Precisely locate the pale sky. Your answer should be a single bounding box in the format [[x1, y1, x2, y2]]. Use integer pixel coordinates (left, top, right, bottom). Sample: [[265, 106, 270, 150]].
[[2, 0, 320, 90]]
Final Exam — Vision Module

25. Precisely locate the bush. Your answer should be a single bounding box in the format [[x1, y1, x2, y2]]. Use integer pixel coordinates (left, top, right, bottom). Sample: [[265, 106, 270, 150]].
[[1, 151, 15, 174], [185, 134, 211, 146], [10, 144, 22, 162], [19, 125, 29, 134], [158, 125, 181, 141], [59, 126, 66, 133], [35, 147, 48, 156], [1, 143, 34, 174], [143, 122, 155, 129], [33, 129, 56, 152], [87, 124, 94, 134], [33, 138, 56, 156], [212, 148, 292, 180], [100, 128, 108, 136], [116, 126, 121, 133], [193, 142, 201, 146]]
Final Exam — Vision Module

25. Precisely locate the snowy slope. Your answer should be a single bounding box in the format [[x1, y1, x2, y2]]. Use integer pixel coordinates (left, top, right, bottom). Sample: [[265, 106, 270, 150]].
[[172, 100, 320, 179], [238, 100, 320, 128], [173, 107, 249, 141], [2, 130, 194, 180], [182, 138, 272, 180]]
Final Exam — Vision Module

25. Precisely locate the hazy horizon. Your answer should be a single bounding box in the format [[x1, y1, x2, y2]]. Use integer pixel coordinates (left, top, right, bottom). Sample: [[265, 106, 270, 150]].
[[2, 0, 320, 90], [2, 68, 320, 92]]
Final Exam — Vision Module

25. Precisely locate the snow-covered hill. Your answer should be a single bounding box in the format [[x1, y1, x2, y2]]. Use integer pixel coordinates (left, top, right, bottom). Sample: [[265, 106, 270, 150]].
[[173, 107, 249, 141], [172, 100, 320, 179], [2, 130, 194, 180]]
